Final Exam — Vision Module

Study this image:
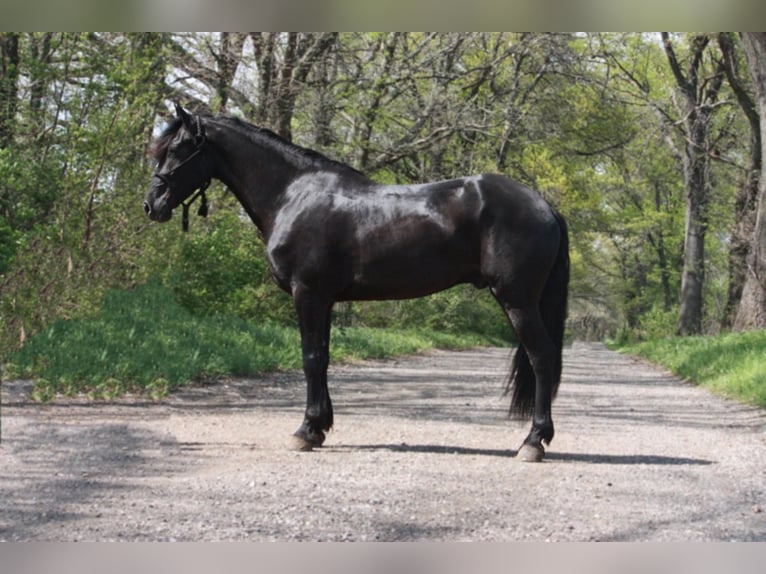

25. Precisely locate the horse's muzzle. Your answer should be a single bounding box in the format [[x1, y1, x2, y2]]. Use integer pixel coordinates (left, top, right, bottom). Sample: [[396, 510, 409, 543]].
[[143, 198, 172, 222]]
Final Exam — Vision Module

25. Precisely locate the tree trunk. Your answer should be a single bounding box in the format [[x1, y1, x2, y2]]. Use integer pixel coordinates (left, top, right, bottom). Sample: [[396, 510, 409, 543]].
[[677, 116, 709, 335], [733, 33, 766, 330], [724, 160, 760, 327], [213, 32, 246, 113], [652, 183, 673, 311], [358, 33, 400, 170], [718, 33, 761, 328], [0, 32, 20, 148], [661, 33, 725, 335], [28, 33, 53, 134]]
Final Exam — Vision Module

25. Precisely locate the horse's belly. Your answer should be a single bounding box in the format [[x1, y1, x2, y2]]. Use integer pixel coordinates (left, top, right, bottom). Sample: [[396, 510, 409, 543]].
[[345, 242, 481, 301]]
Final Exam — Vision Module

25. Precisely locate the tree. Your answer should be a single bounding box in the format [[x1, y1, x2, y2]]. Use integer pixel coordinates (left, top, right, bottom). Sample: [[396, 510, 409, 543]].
[[0, 33, 21, 274], [581, 33, 688, 337], [661, 33, 726, 335], [166, 33, 338, 140], [717, 33, 761, 328], [733, 32, 766, 329], [0, 33, 171, 354]]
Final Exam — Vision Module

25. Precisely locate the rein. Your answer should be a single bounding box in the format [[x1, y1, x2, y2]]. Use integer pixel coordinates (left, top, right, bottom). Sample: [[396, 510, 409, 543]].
[[181, 182, 210, 232]]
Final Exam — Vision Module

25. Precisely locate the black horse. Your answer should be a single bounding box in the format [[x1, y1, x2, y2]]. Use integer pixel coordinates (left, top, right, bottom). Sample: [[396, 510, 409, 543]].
[[144, 104, 569, 462]]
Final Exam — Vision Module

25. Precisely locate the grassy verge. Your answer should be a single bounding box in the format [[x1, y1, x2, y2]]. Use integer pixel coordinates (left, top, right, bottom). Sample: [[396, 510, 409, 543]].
[[610, 329, 766, 408], [3, 283, 504, 401]]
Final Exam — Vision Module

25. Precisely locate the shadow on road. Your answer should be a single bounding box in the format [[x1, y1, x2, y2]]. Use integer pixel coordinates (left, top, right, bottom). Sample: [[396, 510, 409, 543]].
[[330, 442, 713, 466]]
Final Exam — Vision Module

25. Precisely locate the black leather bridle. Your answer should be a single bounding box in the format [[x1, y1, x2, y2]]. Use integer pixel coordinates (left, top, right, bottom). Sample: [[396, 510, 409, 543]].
[[152, 114, 211, 232]]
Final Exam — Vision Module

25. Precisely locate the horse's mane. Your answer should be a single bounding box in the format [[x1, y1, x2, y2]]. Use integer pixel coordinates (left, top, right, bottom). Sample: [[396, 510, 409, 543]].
[[149, 117, 183, 163], [150, 114, 365, 178]]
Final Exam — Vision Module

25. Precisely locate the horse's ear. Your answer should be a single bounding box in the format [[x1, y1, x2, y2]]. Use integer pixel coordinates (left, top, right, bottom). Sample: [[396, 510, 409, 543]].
[[174, 102, 194, 131]]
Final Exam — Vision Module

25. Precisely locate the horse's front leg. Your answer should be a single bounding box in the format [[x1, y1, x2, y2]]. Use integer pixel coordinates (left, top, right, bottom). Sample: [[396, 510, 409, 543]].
[[291, 289, 334, 451]]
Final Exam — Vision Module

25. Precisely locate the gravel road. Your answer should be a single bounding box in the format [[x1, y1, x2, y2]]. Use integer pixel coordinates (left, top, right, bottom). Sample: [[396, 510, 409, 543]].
[[1, 342, 764, 541]]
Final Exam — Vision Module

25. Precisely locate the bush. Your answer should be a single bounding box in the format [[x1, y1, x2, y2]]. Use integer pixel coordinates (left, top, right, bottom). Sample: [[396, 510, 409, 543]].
[[150, 211, 295, 325]]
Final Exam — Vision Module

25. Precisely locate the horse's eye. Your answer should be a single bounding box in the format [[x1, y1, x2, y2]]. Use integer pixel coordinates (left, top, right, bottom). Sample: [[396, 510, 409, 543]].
[[168, 140, 192, 159]]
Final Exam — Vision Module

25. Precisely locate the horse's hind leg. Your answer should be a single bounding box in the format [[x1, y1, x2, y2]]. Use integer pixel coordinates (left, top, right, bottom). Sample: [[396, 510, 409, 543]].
[[503, 303, 558, 462], [291, 289, 334, 451]]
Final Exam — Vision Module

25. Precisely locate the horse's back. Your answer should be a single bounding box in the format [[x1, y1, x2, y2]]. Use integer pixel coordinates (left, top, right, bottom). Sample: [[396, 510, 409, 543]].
[[476, 174, 559, 227]]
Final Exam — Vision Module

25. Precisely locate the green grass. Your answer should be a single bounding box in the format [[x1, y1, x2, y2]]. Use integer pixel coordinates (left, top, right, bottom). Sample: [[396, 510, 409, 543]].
[[3, 282, 503, 401], [611, 329, 766, 408]]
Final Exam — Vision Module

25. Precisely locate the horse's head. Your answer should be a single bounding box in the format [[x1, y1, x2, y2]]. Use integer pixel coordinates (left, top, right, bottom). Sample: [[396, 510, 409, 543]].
[[144, 103, 212, 223]]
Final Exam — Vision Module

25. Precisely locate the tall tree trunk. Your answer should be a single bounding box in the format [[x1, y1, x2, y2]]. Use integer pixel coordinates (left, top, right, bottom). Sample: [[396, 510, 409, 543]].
[[651, 182, 673, 311], [213, 32, 246, 113], [251, 32, 278, 127], [733, 33, 766, 330], [662, 33, 725, 335], [28, 33, 53, 135], [677, 116, 710, 334], [357, 33, 400, 170], [718, 33, 761, 328], [0, 33, 20, 148]]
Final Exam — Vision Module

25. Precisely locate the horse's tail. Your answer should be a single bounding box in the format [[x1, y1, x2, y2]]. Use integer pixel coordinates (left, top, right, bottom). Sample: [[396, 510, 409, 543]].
[[506, 209, 570, 417]]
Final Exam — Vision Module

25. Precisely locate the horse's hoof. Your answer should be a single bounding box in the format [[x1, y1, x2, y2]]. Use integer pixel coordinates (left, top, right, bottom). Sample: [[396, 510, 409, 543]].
[[290, 434, 316, 451], [290, 429, 325, 451], [516, 443, 544, 462]]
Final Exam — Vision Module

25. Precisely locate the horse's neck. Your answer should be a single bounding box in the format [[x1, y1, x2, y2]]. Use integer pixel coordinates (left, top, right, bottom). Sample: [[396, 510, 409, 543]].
[[210, 125, 300, 240]]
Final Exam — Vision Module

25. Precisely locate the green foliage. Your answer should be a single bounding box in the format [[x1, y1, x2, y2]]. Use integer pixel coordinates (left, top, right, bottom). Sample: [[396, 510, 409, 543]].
[[613, 330, 766, 408], [0, 32, 756, 360], [0, 33, 169, 356], [149, 210, 295, 324], [4, 282, 498, 400], [612, 304, 678, 344], [0, 215, 19, 273], [0, 145, 61, 234]]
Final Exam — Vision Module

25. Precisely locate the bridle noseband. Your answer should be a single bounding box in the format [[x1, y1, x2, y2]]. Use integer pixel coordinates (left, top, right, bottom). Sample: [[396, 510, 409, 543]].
[[153, 114, 211, 232]]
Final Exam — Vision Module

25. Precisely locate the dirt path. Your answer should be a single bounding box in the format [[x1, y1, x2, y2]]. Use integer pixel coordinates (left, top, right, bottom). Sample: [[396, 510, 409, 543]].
[[1, 342, 764, 541]]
